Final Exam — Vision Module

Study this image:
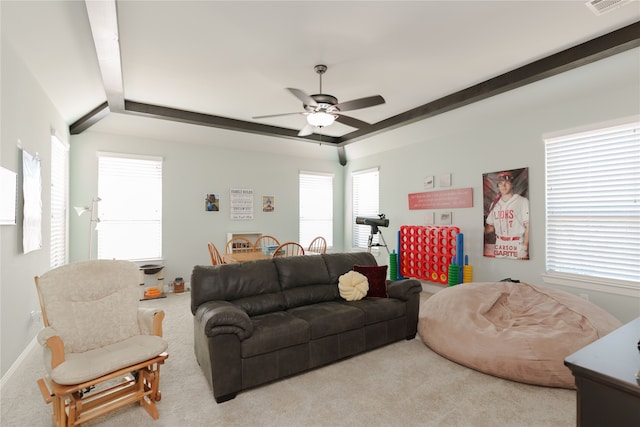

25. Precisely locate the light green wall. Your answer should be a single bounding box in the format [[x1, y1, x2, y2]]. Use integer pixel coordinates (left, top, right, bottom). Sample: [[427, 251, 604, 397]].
[[2, 31, 639, 379], [0, 38, 70, 378], [69, 131, 345, 287], [343, 48, 640, 322]]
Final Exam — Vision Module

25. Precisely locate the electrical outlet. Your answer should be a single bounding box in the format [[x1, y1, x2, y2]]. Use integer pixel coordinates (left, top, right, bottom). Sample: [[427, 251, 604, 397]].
[[579, 293, 589, 301], [30, 310, 43, 324]]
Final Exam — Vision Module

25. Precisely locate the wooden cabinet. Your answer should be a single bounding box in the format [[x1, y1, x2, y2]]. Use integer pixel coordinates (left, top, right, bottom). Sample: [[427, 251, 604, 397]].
[[564, 317, 640, 427]]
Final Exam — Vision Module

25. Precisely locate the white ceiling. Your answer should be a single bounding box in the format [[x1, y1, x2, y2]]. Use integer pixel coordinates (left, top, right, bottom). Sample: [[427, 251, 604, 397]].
[[2, 1, 639, 160]]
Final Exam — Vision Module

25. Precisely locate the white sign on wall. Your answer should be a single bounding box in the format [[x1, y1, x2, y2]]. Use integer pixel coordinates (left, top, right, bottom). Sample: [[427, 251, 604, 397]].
[[230, 188, 253, 220]]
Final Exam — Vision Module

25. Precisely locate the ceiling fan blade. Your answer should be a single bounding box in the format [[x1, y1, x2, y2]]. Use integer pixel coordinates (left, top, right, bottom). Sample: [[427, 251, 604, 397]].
[[252, 112, 303, 119], [287, 88, 317, 107], [335, 95, 385, 112], [335, 114, 371, 129], [298, 123, 315, 136]]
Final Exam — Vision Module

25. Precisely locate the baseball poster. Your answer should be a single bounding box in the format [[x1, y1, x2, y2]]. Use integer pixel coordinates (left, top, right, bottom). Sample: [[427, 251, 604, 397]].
[[483, 167, 530, 260]]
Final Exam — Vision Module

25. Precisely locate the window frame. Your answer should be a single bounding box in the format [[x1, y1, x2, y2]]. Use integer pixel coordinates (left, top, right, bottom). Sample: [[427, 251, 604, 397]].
[[352, 167, 380, 250], [96, 152, 163, 262], [50, 134, 68, 268], [299, 171, 333, 249], [542, 117, 640, 296]]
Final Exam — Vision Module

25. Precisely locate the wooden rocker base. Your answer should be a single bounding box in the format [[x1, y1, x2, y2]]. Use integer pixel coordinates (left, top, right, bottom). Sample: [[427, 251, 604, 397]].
[[37, 352, 168, 426]]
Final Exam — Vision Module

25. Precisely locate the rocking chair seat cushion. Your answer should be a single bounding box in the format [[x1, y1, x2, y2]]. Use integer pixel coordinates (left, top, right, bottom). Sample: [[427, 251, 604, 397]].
[[48, 335, 168, 385]]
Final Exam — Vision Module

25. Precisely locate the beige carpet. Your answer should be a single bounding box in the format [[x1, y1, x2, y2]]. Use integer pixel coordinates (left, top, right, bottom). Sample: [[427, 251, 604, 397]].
[[0, 292, 576, 426]]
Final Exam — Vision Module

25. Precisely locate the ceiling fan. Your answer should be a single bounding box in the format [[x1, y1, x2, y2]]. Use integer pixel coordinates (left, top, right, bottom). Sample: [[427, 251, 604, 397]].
[[252, 64, 385, 136]]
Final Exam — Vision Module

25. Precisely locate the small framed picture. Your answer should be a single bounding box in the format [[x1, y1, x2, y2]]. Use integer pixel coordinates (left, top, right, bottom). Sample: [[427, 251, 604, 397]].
[[205, 193, 220, 212], [263, 196, 275, 212], [425, 212, 435, 225], [439, 211, 452, 225], [439, 173, 452, 187], [424, 175, 434, 189]]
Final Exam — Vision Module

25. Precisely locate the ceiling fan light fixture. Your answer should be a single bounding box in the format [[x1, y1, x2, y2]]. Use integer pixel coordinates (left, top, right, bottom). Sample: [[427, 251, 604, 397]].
[[307, 111, 336, 127]]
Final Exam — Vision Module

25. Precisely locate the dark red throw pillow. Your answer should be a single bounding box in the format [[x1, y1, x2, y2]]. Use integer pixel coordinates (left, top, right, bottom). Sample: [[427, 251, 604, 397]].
[[353, 264, 388, 298]]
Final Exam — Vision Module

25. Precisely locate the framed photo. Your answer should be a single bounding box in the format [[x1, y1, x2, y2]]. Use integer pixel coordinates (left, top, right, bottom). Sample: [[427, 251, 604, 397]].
[[263, 196, 275, 212], [439, 173, 451, 187], [438, 211, 452, 225], [424, 211, 435, 225], [205, 193, 220, 212], [423, 175, 434, 189], [483, 167, 530, 260]]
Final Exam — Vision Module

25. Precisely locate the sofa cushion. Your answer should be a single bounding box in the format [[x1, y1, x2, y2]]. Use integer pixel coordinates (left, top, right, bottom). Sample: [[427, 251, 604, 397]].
[[232, 293, 287, 317], [191, 261, 281, 315], [274, 255, 338, 308], [274, 255, 331, 289], [342, 298, 406, 324], [322, 252, 377, 284], [287, 302, 365, 339], [241, 312, 310, 358], [354, 264, 388, 298]]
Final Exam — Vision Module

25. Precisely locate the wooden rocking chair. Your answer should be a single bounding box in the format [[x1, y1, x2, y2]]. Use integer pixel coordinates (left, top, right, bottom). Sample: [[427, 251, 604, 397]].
[[34, 260, 169, 426]]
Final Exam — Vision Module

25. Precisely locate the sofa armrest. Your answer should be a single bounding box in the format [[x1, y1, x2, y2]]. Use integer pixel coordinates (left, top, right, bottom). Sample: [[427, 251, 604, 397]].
[[138, 307, 165, 337], [195, 301, 253, 340], [387, 278, 422, 301]]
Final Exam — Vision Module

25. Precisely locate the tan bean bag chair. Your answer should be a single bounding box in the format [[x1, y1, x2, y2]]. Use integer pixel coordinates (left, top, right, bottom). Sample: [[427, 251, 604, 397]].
[[418, 281, 622, 388]]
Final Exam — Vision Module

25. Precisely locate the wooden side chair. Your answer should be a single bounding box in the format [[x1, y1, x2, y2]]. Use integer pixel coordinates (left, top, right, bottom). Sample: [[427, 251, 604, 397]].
[[272, 241, 305, 258], [253, 235, 281, 254], [307, 236, 327, 254], [34, 260, 168, 426], [225, 237, 254, 254], [208, 241, 225, 265]]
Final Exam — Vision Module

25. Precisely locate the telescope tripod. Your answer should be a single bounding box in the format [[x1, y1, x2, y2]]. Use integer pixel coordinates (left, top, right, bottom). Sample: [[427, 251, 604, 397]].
[[367, 226, 389, 255]]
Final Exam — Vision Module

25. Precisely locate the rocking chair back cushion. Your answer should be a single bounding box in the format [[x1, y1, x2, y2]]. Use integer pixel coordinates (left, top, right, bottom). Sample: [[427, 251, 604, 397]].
[[37, 260, 142, 353]]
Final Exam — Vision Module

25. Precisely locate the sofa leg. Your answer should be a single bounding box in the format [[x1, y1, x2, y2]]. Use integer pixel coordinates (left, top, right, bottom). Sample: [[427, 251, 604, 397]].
[[215, 393, 237, 403], [406, 333, 416, 340]]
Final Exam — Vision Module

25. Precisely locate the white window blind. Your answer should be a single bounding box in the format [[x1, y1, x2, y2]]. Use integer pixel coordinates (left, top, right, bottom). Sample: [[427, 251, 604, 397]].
[[545, 121, 640, 286], [50, 135, 68, 268], [352, 168, 379, 248], [97, 153, 162, 261], [299, 172, 333, 248]]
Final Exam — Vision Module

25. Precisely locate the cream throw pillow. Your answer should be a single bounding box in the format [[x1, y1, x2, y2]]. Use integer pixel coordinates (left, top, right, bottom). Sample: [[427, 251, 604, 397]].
[[338, 270, 369, 301]]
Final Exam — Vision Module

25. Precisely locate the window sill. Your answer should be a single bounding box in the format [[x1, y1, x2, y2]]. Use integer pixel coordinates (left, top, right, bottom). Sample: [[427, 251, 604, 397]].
[[542, 273, 640, 298]]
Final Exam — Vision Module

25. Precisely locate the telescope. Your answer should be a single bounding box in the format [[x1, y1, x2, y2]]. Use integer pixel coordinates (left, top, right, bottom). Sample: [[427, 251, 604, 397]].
[[355, 214, 389, 228], [355, 214, 389, 254]]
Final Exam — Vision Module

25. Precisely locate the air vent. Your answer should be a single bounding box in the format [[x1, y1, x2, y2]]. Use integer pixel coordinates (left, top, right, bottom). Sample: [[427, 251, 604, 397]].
[[586, 0, 631, 15]]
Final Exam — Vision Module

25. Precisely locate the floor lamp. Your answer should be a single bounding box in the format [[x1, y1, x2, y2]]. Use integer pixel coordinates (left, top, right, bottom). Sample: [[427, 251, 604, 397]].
[[74, 197, 101, 259]]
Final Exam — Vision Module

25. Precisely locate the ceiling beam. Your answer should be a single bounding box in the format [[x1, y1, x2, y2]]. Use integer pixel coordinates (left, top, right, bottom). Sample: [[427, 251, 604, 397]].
[[75, 13, 639, 154], [124, 101, 341, 144], [69, 101, 110, 135], [85, 0, 124, 112], [337, 21, 640, 146]]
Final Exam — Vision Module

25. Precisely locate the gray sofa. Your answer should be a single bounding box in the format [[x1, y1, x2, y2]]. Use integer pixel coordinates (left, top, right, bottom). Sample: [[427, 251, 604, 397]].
[[191, 252, 422, 403]]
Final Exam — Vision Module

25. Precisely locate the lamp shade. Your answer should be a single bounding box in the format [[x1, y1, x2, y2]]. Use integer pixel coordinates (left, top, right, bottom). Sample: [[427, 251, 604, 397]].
[[74, 206, 90, 216], [307, 112, 336, 127]]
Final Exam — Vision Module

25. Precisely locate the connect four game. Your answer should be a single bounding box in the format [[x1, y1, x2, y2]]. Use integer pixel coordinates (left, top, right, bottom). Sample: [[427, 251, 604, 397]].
[[399, 225, 460, 284]]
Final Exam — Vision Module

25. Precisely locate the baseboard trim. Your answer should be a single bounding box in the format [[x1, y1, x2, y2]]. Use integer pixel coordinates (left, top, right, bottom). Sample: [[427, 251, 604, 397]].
[[0, 336, 38, 390]]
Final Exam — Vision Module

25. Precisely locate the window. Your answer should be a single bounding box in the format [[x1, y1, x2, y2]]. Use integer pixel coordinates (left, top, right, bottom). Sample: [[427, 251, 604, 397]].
[[97, 153, 163, 261], [544, 120, 639, 291], [299, 172, 333, 248], [50, 134, 68, 268], [352, 168, 380, 249]]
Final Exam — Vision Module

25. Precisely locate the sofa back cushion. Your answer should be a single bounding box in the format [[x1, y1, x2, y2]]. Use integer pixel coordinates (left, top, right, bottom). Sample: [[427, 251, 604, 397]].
[[191, 260, 285, 316], [322, 252, 377, 284], [274, 255, 336, 308]]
